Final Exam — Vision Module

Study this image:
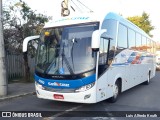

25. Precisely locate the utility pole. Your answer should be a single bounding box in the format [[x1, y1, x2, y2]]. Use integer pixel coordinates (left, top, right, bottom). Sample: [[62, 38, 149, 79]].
[[0, 0, 7, 96]]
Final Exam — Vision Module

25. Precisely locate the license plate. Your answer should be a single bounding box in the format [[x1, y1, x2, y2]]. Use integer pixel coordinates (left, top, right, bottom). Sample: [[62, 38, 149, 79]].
[[53, 94, 64, 99]]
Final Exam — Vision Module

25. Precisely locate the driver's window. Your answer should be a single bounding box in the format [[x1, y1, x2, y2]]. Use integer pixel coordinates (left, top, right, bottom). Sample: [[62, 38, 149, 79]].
[[98, 38, 108, 77], [117, 24, 128, 50], [99, 38, 108, 65]]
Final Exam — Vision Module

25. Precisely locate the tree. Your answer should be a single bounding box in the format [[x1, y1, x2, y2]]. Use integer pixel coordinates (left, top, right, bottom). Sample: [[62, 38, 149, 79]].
[[3, 0, 49, 82], [127, 12, 154, 37]]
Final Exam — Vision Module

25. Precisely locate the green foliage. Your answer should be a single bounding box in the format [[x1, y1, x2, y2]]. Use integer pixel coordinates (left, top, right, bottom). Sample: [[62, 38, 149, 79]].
[[3, 0, 49, 82], [127, 12, 154, 37], [3, 0, 49, 54]]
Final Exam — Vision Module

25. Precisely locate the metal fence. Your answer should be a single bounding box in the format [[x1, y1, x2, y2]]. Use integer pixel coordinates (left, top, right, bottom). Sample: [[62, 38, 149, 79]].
[[6, 53, 35, 81]]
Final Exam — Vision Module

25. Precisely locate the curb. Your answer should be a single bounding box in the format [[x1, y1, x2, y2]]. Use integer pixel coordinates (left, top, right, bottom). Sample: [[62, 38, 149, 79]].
[[0, 91, 36, 102]]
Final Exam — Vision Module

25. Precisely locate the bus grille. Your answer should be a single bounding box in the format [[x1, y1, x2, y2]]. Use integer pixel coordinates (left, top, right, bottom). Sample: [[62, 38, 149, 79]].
[[44, 86, 76, 93]]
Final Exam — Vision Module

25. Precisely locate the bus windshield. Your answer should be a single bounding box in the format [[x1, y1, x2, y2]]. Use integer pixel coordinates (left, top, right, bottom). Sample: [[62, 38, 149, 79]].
[[36, 22, 99, 75]]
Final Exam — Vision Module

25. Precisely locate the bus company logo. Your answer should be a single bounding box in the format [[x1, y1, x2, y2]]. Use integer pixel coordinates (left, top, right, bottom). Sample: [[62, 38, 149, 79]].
[[53, 82, 60, 86], [38, 79, 45, 85], [48, 82, 70, 87], [55, 17, 90, 23]]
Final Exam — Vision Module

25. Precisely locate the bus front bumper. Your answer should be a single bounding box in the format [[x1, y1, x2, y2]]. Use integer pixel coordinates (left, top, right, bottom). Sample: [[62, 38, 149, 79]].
[[35, 83, 96, 103]]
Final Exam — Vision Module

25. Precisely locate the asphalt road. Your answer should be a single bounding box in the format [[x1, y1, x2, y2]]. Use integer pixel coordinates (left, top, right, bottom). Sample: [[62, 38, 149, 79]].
[[0, 71, 160, 120]]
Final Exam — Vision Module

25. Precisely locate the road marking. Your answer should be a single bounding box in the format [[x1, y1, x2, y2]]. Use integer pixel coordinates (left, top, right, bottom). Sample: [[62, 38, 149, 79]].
[[0, 92, 36, 102], [43, 105, 83, 120]]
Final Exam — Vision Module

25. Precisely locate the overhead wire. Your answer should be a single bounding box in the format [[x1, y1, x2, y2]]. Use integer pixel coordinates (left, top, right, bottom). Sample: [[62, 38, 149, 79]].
[[70, 0, 83, 13], [76, 0, 93, 13]]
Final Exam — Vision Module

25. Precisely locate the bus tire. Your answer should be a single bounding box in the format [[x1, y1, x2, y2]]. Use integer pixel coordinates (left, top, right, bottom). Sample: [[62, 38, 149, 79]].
[[108, 80, 120, 103], [144, 71, 151, 85]]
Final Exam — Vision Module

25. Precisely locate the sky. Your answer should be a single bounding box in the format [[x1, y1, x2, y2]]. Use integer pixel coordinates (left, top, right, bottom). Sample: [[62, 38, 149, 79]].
[[3, 0, 160, 41]]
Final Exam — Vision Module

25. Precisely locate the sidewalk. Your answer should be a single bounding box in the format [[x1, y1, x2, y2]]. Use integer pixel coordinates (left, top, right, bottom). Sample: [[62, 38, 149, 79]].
[[0, 82, 35, 101]]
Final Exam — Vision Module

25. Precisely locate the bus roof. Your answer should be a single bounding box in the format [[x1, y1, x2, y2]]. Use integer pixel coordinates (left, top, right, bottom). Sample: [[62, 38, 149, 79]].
[[44, 12, 152, 40], [104, 12, 151, 39], [44, 13, 99, 28]]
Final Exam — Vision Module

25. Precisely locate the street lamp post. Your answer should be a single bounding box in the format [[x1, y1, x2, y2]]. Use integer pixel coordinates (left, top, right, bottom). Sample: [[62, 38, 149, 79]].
[[0, 0, 7, 96]]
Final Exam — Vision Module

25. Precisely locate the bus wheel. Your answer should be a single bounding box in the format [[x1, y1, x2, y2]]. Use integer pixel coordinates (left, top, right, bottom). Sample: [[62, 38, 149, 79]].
[[108, 81, 120, 103], [144, 71, 151, 85]]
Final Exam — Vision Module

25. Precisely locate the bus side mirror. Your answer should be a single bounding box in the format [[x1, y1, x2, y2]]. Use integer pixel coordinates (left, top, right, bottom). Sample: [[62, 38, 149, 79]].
[[91, 29, 107, 52], [23, 35, 40, 52], [101, 32, 113, 40]]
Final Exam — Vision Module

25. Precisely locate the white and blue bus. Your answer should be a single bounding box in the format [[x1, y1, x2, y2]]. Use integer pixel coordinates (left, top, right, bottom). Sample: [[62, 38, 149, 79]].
[[23, 12, 156, 103]]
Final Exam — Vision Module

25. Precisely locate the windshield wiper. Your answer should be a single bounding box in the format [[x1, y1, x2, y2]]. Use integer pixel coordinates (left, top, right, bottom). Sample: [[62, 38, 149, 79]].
[[71, 38, 77, 72], [62, 43, 74, 74]]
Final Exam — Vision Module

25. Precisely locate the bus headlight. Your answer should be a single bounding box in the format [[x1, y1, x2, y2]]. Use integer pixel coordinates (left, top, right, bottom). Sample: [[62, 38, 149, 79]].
[[75, 82, 95, 92], [35, 82, 45, 90]]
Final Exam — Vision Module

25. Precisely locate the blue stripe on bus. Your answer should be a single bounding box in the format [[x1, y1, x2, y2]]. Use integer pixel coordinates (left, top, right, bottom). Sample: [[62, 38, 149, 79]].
[[35, 74, 96, 89]]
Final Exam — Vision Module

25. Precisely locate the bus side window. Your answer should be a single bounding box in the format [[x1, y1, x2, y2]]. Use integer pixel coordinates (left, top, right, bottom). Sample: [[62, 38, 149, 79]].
[[151, 40, 154, 53], [117, 24, 127, 53], [128, 29, 136, 50], [136, 33, 142, 50], [98, 38, 108, 77], [142, 36, 147, 51], [147, 38, 151, 52]]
